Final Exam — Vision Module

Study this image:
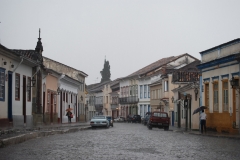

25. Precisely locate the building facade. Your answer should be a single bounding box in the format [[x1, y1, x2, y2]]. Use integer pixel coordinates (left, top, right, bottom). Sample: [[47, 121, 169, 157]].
[[198, 38, 240, 133]]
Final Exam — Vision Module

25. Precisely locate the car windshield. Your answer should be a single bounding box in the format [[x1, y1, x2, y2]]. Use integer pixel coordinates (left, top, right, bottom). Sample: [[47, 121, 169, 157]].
[[93, 116, 106, 119]]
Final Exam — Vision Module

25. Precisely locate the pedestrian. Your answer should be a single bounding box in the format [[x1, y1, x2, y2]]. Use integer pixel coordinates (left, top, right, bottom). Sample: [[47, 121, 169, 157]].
[[200, 109, 207, 133], [66, 110, 72, 123]]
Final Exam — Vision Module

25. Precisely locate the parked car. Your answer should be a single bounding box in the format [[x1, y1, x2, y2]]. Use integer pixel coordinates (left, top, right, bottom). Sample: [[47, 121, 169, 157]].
[[90, 116, 110, 128], [114, 116, 126, 122], [147, 111, 170, 131], [127, 115, 141, 123], [132, 115, 141, 123], [127, 115, 133, 123], [106, 116, 114, 127]]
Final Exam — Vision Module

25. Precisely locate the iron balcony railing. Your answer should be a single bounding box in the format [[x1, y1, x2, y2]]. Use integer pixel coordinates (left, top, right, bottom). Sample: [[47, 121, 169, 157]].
[[119, 96, 139, 104], [172, 71, 199, 83]]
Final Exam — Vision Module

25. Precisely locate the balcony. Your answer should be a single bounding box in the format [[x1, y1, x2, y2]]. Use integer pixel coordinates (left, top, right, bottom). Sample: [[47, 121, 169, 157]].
[[172, 71, 199, 83], [119, 96, 139, 105]]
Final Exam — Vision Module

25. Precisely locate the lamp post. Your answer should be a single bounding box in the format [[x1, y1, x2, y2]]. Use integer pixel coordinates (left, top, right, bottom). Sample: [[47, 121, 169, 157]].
[[171, 96, 174, 103]]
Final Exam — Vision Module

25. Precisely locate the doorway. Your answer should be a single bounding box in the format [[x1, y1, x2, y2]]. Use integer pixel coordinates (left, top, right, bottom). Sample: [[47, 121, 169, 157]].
[[177, 103, 181, 128], [8, 71, 13, 122], [50, 93, 53, 123], [23, 76, 26, 124]]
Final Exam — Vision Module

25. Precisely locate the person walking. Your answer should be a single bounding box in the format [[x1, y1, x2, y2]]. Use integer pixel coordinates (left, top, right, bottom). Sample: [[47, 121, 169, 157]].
[[66, 110, 72, 123], [200, 109, 207, 133]]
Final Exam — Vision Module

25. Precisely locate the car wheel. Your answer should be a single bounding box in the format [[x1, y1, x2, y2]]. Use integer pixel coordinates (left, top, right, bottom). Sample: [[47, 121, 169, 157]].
[[106, 124, 109, 128], [112, 124, 114, 127], [164, 126, 169, 131], [148, 125, 152, 130]]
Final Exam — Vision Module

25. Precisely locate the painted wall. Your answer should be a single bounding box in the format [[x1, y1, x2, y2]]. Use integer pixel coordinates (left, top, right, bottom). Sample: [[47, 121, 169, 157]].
[[201, 44, 240, 133], [202, 43, 240, 63], [59, 79, 78, 123], [0, 55, 14, 119], [12, 63, 32, 115]]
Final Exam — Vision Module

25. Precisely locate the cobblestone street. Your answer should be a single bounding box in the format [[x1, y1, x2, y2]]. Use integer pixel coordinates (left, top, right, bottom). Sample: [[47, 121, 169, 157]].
[[0, 123, 240, 160]]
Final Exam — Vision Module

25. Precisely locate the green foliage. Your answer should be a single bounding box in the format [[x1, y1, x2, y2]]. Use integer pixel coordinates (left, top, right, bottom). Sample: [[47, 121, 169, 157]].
[[100, 59, 111, 83]]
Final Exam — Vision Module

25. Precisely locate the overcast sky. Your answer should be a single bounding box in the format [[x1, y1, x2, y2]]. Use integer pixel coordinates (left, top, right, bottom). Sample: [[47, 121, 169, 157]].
[[1, 0, 240, 85]]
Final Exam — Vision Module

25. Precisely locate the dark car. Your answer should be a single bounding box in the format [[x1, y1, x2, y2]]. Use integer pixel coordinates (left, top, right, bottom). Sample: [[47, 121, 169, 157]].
[[106, 116, 113, 127], [126, 115, 133, 123], [132, 115, 141, 123]]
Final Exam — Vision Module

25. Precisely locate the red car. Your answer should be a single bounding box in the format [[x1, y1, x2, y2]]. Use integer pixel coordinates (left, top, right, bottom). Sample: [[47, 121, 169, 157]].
[[147, 111, 170, 131]]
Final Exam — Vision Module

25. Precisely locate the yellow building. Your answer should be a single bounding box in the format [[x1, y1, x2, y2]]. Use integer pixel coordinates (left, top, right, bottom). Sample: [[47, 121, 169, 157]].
[[198, 39, 240, 134]]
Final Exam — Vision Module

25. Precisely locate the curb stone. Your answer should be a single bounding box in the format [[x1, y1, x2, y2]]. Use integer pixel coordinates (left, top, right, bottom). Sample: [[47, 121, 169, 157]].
[[0, 126, 91, 148]]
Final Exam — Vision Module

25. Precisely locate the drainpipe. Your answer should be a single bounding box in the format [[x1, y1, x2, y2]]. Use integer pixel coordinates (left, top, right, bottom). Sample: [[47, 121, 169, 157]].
[[12, 57, 23, 73]]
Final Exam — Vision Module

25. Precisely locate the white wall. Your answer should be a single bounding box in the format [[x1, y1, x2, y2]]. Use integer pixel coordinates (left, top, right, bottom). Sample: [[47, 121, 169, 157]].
[[12, 63, 33, 116]]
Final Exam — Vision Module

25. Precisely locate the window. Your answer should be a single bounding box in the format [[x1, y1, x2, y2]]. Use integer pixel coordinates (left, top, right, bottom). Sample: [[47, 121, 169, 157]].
[[153, 112, 167, 117], [54, 95, 57, 113], [71, 94, 72, 103], [164, 81, 168, 92], [223, 81, 228, 111], [66, 92, 68, 103], [135, 85, 138, 95], [15, 73, 20, 100], [27, 77, 31, 101], [106, 96, 108, 103], [47, 91, 50, 112], [153, 90, 155, 99], [213, 82, 219, 111], [140, 85, 143, 98], [148, 86, 150, 98], [63, 92, 65, 101], [205, 83, 209, 108], [175, 112, 178, 122], [0, 68, 5, 101], [144, 85, 147, 98], [130, 86, 132, 96]]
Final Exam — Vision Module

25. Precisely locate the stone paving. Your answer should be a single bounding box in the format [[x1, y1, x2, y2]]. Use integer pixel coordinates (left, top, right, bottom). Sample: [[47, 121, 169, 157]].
[[0, 122, 240, 160]]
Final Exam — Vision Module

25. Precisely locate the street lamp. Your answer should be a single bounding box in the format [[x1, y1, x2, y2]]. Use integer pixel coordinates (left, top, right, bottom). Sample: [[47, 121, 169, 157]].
[[194, 87, 198, 101], [171, 96, 174, 103], [230, 76, 240, 93]]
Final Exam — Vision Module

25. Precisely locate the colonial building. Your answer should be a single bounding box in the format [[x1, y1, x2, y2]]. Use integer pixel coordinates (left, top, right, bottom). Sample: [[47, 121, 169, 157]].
[[198, 38, 240, 134], [119, 77, 139, 118], [142, 54, 199, 126], [171, 60, 200, 130], [86, 83, 99, 120], [43, 56, 88, 122], [88, 81, 111, 116], [110, 79, 120, 119], [0, 30, 43, 128], [42, 68, 60, 124]]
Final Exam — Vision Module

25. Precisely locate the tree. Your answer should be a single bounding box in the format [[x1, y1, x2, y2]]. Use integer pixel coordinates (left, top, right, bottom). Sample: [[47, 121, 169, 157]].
[[100, 59, 111, 83]]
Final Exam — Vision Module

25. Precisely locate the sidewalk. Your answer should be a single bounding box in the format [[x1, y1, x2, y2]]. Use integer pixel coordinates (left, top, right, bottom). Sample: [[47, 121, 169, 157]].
[[169, 126, 240, 140], [0, 122, 91, 148]]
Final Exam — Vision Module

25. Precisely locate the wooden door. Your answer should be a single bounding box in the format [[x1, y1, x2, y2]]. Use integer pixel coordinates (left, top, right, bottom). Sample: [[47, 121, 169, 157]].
[[23, 76, 26, 123], [233, 89, 236, 128], [50, 93, 53, 123]]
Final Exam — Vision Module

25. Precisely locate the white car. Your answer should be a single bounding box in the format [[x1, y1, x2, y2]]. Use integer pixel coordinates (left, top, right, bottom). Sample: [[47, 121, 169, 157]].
[[90, 116, 110, 128], [114, 116, 125, 122]]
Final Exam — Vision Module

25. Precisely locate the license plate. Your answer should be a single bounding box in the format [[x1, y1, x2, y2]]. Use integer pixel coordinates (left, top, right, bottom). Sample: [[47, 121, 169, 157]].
[[158, 123, 162, 125]]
